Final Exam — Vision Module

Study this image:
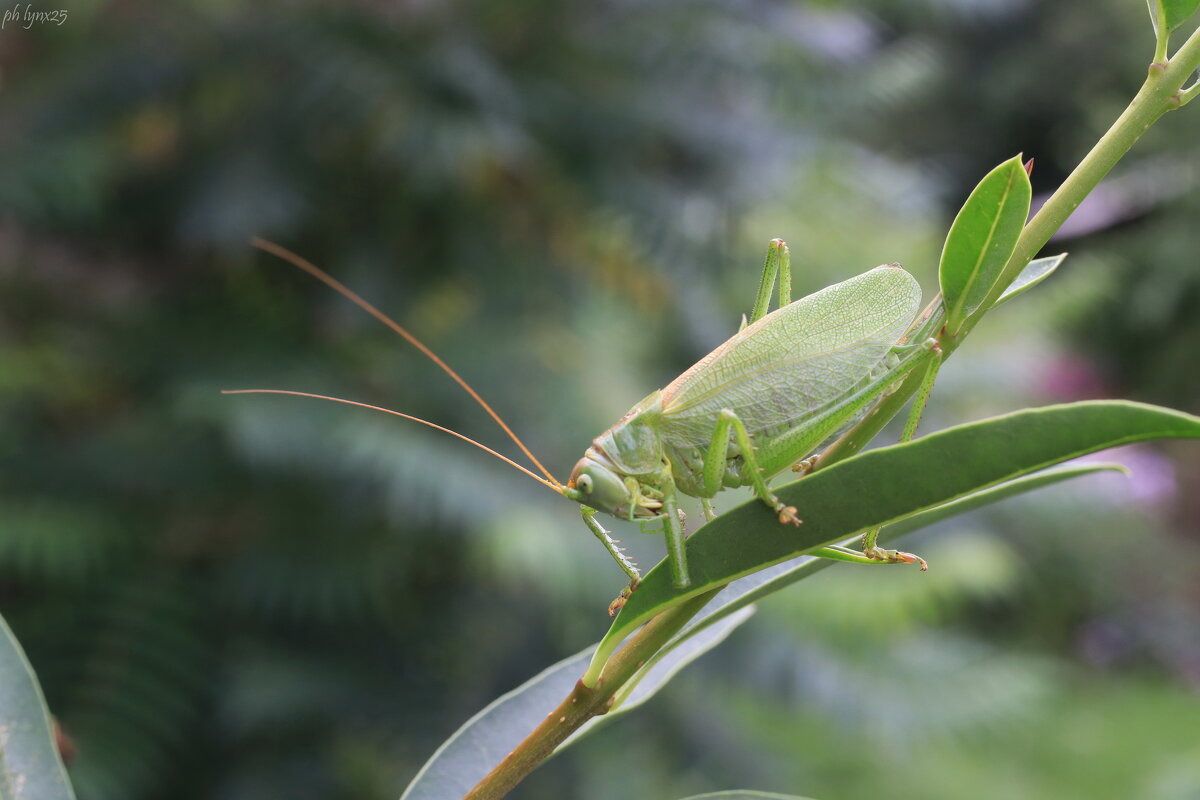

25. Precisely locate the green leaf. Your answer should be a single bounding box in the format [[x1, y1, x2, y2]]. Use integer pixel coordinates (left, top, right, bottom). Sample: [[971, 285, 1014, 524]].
[[677, 793, 818, 800], [1163, 0, 1200, 31], [994, 253, 1066, 307], [399, 647, 590, 800], [591, 401, 1200, 672], [939, 155, 1032, 335], [400, 611, 753, 799], [654, 463, 1124, 643], [0, 614, 77, 800]]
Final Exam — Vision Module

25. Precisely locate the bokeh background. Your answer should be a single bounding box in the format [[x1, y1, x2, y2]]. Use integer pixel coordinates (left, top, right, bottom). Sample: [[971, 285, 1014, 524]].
[[2, 1, 1199, 798]]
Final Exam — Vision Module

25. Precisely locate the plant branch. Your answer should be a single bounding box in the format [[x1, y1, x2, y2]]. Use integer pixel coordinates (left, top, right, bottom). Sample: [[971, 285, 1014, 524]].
[[463, 590, 719, 800]]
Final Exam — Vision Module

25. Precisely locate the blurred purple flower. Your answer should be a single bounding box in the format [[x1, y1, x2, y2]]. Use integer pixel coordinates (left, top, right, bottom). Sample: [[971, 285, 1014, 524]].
[[1072, 445, 1179, 508], [1035, 352, 1112, 401]]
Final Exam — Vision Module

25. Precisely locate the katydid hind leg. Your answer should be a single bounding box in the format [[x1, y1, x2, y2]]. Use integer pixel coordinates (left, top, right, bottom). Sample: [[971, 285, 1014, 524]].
[[857, 340, 942, 570], [749, 239, 791, 324], [900, 339, 942, 442], [811, 544, 927, 569], [754, 336, 941, 485]]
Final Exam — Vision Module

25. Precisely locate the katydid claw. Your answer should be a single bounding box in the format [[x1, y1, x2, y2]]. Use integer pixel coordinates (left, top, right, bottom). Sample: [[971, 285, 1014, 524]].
[[608, 578, 640, 616], [865, 546, 928, 571], [791, 455, 819, 474], [777, 505, 802, 525]]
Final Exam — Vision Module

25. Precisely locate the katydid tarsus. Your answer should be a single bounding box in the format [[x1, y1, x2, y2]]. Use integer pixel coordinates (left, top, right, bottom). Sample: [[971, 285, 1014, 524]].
[[227, 238, 942, 615]]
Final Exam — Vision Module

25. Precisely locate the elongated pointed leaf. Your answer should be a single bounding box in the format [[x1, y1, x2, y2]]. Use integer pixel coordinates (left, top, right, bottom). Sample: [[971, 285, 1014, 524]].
[[939, 155, 1032, 334], [678, 793, 818, 800], [654, 463, 1124, 645], [591, 401, 1200, 671], [1163, 0, 1200, 31], [994, 253, 1066, 307], [401, 610, 754, 799], [0, 615, 77, 800], [399, 648, 591, 800]]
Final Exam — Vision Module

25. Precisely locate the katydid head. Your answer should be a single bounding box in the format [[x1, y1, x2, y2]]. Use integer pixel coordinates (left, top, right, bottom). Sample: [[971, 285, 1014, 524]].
[[563, 448, 662, 519]]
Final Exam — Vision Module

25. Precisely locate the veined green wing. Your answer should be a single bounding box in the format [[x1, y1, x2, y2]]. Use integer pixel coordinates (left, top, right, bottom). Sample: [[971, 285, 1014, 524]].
[[659, 265, 922, 446]]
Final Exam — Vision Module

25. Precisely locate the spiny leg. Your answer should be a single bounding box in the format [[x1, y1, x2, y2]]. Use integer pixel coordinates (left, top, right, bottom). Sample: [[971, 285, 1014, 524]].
[[701, 408, 801, 527], [701, 497, 717, 522], [581, 506, 642, 614], [859, 341, 942, 570]]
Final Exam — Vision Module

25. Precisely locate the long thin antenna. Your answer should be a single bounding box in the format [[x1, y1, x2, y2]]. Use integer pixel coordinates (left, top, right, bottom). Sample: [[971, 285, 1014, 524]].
[[223, 389, 564, 493], [249, 237, 562, 487]]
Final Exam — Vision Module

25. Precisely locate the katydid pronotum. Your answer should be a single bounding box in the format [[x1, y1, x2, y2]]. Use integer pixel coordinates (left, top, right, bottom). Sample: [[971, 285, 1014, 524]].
[[227, 238, 943, 615]]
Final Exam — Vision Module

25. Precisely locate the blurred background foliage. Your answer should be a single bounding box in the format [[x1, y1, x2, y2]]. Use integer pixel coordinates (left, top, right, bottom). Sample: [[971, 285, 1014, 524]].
[[0, 1, 1198, 798]]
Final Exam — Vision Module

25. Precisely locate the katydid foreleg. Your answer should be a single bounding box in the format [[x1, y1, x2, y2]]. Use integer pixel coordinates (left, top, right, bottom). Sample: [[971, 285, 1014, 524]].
[[581, 506, 641, 582], [582, 505, 645, 616]]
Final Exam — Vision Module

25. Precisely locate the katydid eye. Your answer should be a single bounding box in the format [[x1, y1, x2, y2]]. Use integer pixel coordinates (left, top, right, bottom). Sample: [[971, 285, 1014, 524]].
[[577, 474, 593, 493]]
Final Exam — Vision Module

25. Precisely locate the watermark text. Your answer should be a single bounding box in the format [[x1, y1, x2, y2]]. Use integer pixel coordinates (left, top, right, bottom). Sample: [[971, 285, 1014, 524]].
[[2, 4, 68, 30]]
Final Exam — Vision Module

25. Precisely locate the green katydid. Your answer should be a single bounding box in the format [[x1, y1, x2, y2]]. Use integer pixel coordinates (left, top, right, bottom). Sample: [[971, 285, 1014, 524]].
[[227, 238, 942, 615]]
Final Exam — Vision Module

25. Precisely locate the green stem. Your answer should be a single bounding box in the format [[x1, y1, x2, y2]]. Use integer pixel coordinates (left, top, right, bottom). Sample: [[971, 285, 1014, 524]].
[[462, 590, 718, 800], [1151, 0, 1169, 63]]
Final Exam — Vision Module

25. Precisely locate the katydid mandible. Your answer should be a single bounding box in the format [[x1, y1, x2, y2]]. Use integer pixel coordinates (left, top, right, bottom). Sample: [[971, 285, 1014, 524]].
[[226, 238, 941, 616]]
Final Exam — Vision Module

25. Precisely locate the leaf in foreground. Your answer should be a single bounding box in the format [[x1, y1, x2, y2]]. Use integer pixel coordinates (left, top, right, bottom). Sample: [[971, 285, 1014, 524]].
[[0, 614, 76, 800], [678, 793, 818, 800], [399, 611, 752, 800], [403, 463, 1122, 793]]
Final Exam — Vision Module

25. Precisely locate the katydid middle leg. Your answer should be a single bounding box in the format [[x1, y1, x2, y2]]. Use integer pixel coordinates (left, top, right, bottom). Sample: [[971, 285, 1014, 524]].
[[695, 412, 907, 565], [643, 465, 690, 590], [700, 409, 803, 526]]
